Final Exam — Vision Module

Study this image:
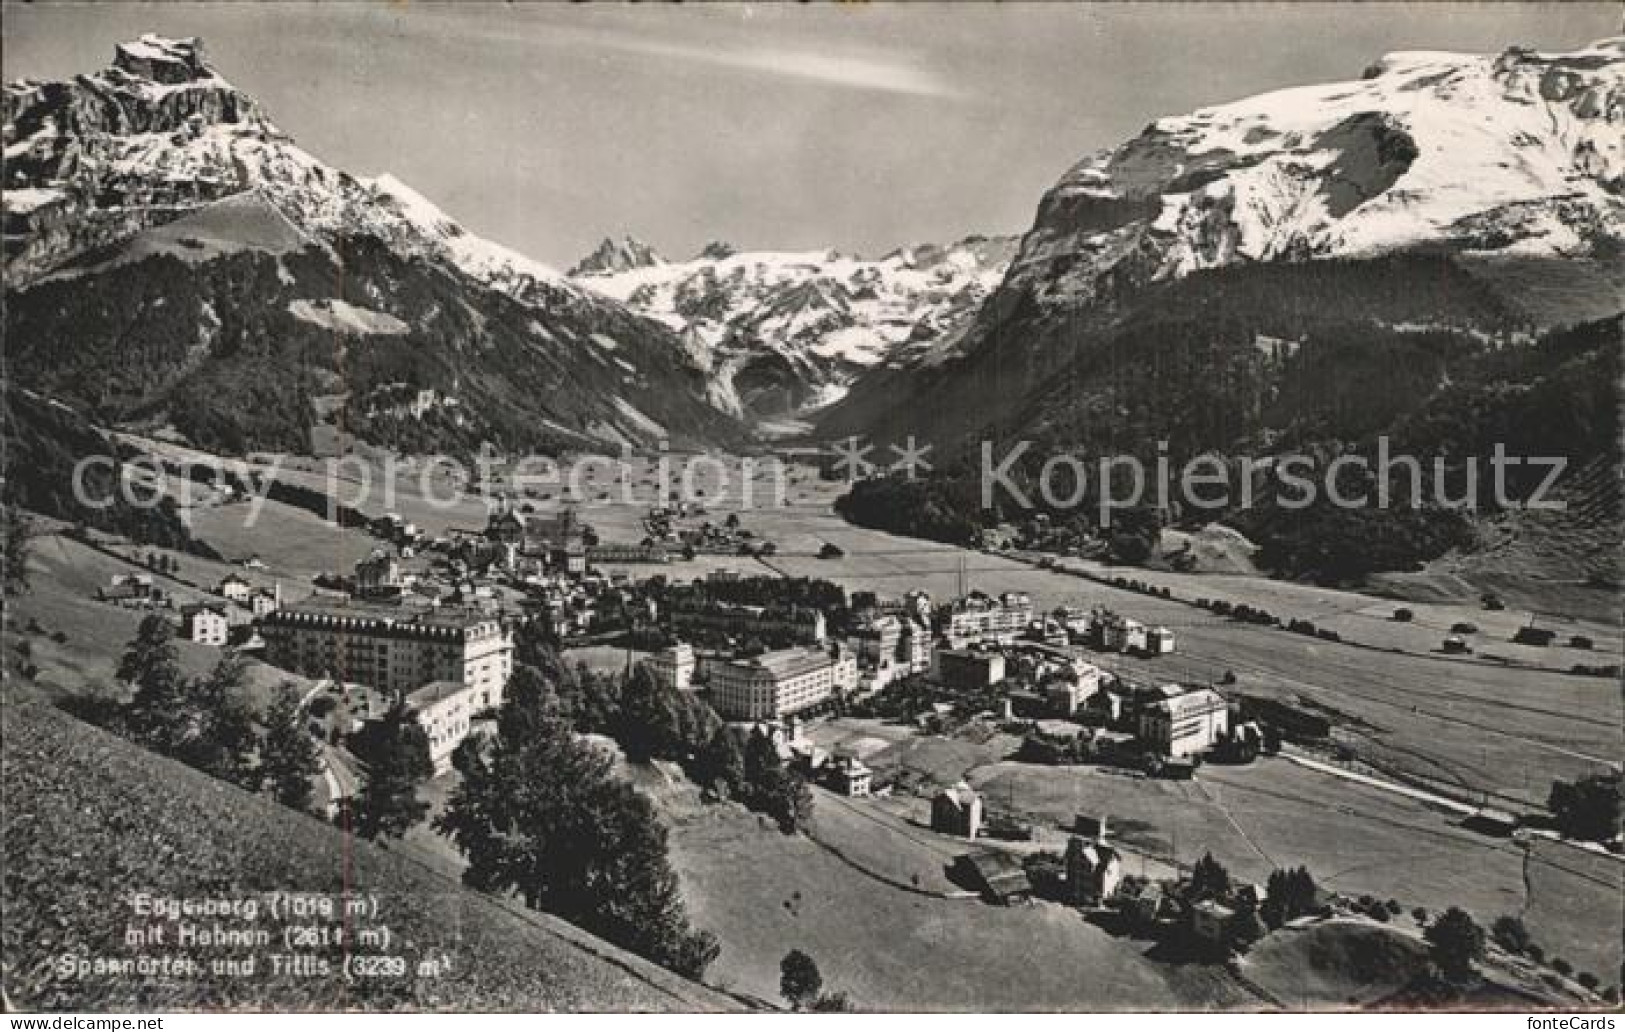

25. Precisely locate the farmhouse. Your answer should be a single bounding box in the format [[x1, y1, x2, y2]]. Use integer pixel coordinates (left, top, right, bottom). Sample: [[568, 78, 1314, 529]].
[[1189, 899, 1236, 945], [1146, 625, 1176, 654], [1064, 834, 1122, 907], [98, 578, 166, 609], [826, 755, 873, 797], [1116, 881, 1165, 929], [217, 573, 252, 602], [1096, 614, 1148, 654], [952, 849, 1032, 905]]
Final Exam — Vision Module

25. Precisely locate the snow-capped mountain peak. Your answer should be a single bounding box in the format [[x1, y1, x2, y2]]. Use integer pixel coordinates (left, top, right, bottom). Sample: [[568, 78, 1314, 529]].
[[1016, 37, 1624, 306], [570, 235, 1017, 420], [111, 34, 216, 84]]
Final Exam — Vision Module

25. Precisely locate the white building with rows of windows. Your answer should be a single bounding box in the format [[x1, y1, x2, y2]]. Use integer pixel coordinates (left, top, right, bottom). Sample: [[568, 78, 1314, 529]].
[[704, 646, 858, 722], [259, 600, 513, 711]]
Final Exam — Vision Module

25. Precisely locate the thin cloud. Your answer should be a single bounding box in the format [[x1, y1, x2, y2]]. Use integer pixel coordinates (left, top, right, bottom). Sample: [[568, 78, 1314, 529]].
[[448, 16, 965, 100], [606, 35, 965, 99]]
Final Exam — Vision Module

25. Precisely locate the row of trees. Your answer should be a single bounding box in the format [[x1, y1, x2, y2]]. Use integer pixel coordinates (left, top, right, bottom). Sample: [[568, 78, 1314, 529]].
[[518, 626, 816, 835], [67, 616, 322, 812], [436, 666, 720, 978], [618, 666, 814, 834]]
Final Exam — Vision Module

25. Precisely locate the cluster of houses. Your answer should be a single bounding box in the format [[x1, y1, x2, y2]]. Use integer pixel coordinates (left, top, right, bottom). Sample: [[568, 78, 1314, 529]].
[[1040, 604, 1176, 656], [642, 505, 774, 557], [98, 570, 281, 651]]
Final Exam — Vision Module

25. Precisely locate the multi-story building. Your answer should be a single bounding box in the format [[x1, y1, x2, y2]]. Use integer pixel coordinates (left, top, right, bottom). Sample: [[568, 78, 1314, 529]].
[[826, 755, 873, 797], [1098, 614, 1148, 654], [847, 612, 933, 694], [405, 680, 480, 773], [1146, 625, 1176, 655], [1139, 687, 1230, 758], [587, 543, 670, 565], [941, 592, 1033, 648], [642, 642, 696, 690], [354, 550, 403, 596], [705, 645, 857, 721], [259, 600, 513, 710], [180, 603, 229, 646], [932, 781, 984, 839], [935, 648, 1006, 689], [249, 585, 282, 618], [217, 574, 252, 603], [852, 614, 902, 667]]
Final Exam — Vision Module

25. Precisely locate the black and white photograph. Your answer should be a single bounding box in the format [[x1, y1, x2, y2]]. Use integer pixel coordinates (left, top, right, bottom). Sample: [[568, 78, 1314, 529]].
[[1, 1, 1621, 1020]]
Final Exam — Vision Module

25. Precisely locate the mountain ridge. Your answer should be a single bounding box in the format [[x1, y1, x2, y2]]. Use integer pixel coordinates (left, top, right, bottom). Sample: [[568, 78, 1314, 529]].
[[3, 35, 748, 455], [818, 37, 1625, 452]]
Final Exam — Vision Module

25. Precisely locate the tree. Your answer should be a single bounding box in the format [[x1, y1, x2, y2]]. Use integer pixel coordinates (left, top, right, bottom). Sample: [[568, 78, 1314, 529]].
[[616, 665, 718, 763], [693, 727, 745, 798], [1425, 907, 1485, 984], [740, 726, 813, 833], [1262, 866, 1319, 929], [810, 992, 853, 1012], [1547, 772, 1621, 843], [352, 700, 433, 841], [1225, 890, 1267, 951], [765, 771, 815, 835], [1188, 852, 1231, 902], [262, 683, 322, 811], [119, 615, 191, 754], [436, 666, 719, 978], [1108, 530, 1156, 565], [178, 654, 261, 789], [1490, 915, 1531, 955], [3, 508, 33, 595], [779, 949, 823, 1010]]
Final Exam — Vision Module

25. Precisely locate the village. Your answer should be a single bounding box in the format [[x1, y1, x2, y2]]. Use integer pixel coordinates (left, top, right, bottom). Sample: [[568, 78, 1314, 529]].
[[71, 471, 1622, 998]]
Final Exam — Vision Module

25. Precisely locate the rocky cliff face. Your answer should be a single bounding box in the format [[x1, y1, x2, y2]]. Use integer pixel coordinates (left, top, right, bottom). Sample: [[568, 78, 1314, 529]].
[[820, 39, 1625, 452], [3, 36, 746, 454], [570, 235, 666, 276], [572, 235, 1016, 422]]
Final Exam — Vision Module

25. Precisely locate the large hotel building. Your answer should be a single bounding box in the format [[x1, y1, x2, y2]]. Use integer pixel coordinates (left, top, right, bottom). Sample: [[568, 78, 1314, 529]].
[[259, 600, 514, 710], [704, 646, 858, 722]]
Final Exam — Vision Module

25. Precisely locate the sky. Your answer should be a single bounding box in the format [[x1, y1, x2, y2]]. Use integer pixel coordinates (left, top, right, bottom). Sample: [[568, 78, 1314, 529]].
[[4, 2, 1619, 269]]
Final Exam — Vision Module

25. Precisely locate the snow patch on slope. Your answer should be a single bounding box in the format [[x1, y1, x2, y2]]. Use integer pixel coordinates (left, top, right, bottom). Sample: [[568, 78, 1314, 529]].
[[288, 298, 409, 336]]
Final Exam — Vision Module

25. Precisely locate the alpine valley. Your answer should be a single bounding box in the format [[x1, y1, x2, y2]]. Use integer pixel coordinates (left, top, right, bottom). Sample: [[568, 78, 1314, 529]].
[[4, 35, 1623, 588]]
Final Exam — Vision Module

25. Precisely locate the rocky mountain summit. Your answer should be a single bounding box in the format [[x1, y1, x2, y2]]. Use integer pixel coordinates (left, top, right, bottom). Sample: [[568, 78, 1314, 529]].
[[569, 235, 666, 276]]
